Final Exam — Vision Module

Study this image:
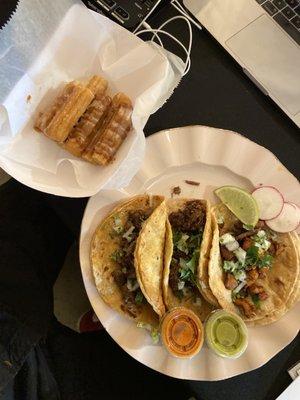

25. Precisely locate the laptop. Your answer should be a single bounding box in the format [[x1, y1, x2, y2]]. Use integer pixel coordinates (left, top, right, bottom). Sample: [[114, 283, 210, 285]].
[[183, 0, 300, 127]]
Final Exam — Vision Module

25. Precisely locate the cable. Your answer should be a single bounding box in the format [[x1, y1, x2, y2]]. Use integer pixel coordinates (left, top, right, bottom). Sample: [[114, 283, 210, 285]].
[[141, 21, 163, 48], [171, 0, 202, 31], [136, 28, 191, 76], [136, 2, 196, 76], [152, 16, 192, 76]]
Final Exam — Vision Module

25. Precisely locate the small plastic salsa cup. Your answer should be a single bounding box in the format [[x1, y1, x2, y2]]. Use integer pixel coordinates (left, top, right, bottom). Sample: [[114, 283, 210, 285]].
[[205, 310, 248, 359], [160, 307, 204, 358]]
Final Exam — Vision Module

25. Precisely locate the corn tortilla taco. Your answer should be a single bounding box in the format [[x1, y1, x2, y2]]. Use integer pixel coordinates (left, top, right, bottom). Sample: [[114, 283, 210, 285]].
[[208, 203, 299, 325], [90, 194, 165, 327], [163, 198, 216, 321]]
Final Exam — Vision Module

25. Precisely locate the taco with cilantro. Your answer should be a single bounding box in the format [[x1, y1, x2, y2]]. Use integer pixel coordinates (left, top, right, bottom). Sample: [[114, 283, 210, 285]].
[[163, 199, 216, 321], [90, 194, 166, 327], [208, 203, 299, 325]]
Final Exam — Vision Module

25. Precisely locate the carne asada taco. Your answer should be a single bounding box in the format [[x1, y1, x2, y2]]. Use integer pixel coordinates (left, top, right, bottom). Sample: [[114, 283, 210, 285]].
[[163, 199, 216, 321], [91, 194, 165, 327], [209, 203, 300, 325]]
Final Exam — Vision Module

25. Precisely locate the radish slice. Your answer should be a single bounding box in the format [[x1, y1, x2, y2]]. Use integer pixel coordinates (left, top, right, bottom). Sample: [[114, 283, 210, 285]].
[[252, 186, 284, 220], [266, 202, 300, 233], [287, 202, 300, 232]]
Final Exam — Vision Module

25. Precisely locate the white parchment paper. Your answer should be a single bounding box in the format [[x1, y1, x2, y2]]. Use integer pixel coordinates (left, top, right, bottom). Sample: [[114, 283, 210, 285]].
[[0, 0, 184, 197]]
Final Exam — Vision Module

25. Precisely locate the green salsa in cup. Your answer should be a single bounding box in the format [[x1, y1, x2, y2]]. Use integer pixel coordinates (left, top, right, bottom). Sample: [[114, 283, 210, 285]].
[[205, 310, 248, 359]]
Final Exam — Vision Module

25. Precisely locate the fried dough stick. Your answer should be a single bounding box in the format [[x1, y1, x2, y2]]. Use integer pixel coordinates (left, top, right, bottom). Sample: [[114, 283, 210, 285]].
[[63, 80, 111, 156], [34, 76, 107, 143], [83, 93, 132, 165]]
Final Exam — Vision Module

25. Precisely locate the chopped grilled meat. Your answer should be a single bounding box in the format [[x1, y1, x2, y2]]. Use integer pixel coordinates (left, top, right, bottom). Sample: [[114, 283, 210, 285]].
[[255, 220, 265, 229], [171, 186, 181, 197], [235, 229, 258, 241], [246, 268, 259, 286], [184, 180, 200, 186], [127, 210, 150, 231], [258, 292, 268, 301], [234, 298, 256, 318], [169, 261, 181, 294], [120, 286, 139, 317], [268, 241, 276, 256], [259, 267, 268, 279], [242, 237, 252, 250], [269, 240, 286, 257], [275, 242, 286, 256], [247, 284, 265, 295], [112, 270, 126, 287], [225, 273, 238, 290], [169, 200, 205, 232], [220, 246, 235, 261], [231, 220, 244, 236]]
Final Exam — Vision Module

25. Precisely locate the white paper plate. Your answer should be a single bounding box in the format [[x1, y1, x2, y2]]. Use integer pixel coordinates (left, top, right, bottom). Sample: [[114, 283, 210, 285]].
[[80, 126, 300, 381]]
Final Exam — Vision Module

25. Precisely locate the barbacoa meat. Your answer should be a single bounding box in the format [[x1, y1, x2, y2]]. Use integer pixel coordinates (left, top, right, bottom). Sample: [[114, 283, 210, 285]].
[[112, 270, 126, 287], [127, 210, 150, 231], [169, 260, 181, 295], [168, 201, 205, 298], [169, 200, 205, 232], [111, 209, 150, 315]]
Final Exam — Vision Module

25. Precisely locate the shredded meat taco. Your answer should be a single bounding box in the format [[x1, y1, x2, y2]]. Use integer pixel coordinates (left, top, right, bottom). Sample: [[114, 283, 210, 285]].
[[163, 199, 216, 321], [90, 195, 166, 327]]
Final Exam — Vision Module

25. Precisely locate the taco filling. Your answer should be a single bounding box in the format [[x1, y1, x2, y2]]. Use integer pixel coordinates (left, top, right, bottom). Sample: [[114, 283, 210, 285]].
[[218, 219, 284, 318], [110, 210, 151, 318], [168, 200, 205, 301]]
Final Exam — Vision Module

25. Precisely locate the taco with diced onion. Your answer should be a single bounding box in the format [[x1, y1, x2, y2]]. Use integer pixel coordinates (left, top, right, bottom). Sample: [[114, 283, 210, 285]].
[[91, 194, 166, 327], [208, 203, 299, 324], [163, 199, 217, 321]]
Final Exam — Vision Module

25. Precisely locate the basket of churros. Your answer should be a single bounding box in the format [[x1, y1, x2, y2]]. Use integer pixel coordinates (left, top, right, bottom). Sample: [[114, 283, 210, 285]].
[[0, 1, 184, 197]]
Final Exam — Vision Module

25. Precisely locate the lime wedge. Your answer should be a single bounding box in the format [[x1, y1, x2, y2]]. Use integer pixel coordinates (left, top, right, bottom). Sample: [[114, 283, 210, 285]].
[[215, 186, 259, 226]]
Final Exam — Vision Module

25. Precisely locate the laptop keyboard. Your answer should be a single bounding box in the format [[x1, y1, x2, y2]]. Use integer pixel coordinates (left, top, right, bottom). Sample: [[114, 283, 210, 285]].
[[255, 0, 300, 44]]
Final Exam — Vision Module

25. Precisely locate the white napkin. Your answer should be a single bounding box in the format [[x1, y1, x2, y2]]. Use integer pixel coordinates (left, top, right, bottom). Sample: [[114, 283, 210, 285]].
[[0, 0, 184, 197]]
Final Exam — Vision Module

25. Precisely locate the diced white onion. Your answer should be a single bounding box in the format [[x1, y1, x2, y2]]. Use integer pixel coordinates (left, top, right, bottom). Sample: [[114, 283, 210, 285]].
[[233, 247, 247, 264], [257, 230, 266, 238], [220, 233, 236, 245], [178, 281, 185, 290], [226, 240, 239, 251], [123, 225, 135, 241], [233, 280, 247, 294]]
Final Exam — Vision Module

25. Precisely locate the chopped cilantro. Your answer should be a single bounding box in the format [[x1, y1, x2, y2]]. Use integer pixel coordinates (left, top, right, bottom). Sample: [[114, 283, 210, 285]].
[[151, 328, 160, 344], [251, 294, 261, 308], [135, 291, 144, 304], [179, 265, 192, 281], [172, 229, 202, 294], [245, 245, 273, 269], [189, 233, 202, 250], [172, 230, 182, 246], [258, 253, 273, 268], [136, 323, 160, 343], [186, 249, 200, 272], [245, 245, 259, 267], [110, 249, 123, 262]]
